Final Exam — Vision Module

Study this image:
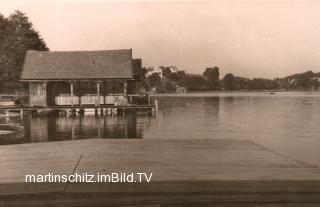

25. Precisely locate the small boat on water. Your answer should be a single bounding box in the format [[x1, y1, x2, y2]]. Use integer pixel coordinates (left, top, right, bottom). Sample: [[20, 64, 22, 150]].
[[0, 124, 25, 144], [0, 110, 21, 117], [0, 101, 15, 107]]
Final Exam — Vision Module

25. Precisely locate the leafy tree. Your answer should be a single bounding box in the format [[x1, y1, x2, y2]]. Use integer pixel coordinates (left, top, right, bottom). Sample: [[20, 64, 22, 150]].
[[247, 78, 278, 90], [147, 73, 161, 88], [203, 67, 220, 90], [222, 73, 236, 90], [235, 77, 249, 90], [179, 74, 206, 91], [0, 10, 48, 92], [277, 71, 319, 89], [294, 71, 314, 88]]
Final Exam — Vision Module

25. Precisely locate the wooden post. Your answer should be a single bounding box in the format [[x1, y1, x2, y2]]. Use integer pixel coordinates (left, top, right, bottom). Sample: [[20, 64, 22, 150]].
[[70, 82, 74, 107], [78, 81, 81, 106], [96, 82, 100, 107], [20, 109, 23, 117], [124, 81, 128, 106], [29, 83, 32, 107], [103, 81, 106, 105], [124, 81, 127, 95]]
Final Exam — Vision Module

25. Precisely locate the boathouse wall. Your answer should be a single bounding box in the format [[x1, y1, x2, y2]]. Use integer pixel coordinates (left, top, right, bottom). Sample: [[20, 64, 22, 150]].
[[29, 82, 47, 107]]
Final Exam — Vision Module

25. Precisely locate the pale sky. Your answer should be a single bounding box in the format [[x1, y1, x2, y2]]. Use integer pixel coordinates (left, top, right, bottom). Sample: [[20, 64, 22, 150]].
[[2, 0, 320, 78]]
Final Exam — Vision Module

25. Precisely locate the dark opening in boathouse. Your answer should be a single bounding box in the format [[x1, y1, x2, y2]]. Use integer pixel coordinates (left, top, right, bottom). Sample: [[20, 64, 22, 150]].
[[20, 49, 144, 107]]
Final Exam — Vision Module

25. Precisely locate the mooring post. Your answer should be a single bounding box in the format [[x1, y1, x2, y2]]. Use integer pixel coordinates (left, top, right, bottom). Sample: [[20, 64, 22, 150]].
[[107, 108, 111, 115], [71, 108, 76, 116]]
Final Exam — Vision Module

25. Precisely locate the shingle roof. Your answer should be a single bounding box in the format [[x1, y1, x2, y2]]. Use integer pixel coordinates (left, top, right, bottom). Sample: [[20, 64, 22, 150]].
[[21, 49, 134, 80]]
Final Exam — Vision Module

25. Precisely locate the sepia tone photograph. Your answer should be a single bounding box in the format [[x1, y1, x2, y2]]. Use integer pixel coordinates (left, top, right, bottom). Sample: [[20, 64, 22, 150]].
[[1, 0, 320, 206]]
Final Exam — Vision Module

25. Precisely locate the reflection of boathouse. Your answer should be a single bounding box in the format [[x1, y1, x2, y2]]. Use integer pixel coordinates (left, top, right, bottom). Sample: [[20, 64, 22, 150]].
[[21, 49, 144, 107], [26, 115, 143, 142]]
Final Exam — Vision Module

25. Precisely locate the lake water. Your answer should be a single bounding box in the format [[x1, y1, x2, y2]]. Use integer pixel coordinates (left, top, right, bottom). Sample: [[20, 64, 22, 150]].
[[1, 91, 320, 166]]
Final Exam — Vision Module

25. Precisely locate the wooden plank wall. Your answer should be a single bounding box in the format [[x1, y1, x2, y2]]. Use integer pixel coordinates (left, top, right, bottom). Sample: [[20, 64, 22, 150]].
[[29, 83, 47, 106]]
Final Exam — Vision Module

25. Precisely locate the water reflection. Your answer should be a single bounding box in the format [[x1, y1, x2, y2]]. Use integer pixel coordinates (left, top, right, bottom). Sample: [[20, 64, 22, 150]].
[[1, 114, 148, 144], [2, 91, 320, 168]]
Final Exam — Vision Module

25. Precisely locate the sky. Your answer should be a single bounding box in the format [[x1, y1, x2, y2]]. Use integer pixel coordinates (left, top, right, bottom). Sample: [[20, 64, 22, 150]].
[[2, 0, 320, 78]]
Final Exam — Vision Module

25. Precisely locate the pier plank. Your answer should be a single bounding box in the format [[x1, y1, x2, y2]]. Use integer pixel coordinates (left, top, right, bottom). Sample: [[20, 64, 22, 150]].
[[0, 140, 91, 195], [69, 139, 320, 194], [0, 139, 320, 206]]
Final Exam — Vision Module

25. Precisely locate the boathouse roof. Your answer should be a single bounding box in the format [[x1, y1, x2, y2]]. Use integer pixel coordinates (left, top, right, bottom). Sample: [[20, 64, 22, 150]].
[[21, 49, 134, 80]]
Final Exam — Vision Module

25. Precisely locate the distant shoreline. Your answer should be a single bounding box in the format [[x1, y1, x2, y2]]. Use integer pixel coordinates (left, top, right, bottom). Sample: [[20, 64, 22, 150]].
[[150, 89, 320, 97]]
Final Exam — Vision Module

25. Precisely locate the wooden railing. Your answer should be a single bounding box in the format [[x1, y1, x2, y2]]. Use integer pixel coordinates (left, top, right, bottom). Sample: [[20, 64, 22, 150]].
[[55, 94, 79, 106], [81, 95, 104, 105], [106, 94, 128, 106], [54, 94, 150, 106], [55, 94, 129, 106]]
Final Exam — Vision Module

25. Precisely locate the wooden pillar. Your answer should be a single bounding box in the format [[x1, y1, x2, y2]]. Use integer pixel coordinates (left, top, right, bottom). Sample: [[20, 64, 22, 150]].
[[70, 82, 74, 107], [29, 83, 32, 107], [20, 109, 23, 119], [124, 81, 127, 95], [96, 82, 100, 107], [78, 81, 81, 106], [103, 81, 106, 105]]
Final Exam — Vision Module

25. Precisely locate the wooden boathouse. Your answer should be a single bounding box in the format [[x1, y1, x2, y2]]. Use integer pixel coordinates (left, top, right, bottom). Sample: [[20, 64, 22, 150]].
[[10, 49, 156, 116]]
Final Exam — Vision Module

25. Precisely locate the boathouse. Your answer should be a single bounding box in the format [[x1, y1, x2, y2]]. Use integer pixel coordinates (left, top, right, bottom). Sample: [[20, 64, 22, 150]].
[[20, 49, 143, 107]]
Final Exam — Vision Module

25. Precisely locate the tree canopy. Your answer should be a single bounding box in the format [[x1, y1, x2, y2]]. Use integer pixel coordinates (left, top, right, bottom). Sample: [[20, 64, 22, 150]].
[[142, 66, 320, 93], [0, 10, 48, 93], [203, 67, 220, 90]]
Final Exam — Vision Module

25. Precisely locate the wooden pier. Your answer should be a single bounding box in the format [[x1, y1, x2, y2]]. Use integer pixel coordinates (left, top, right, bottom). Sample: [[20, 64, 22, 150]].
[[0, 102, 157, 117], [1, 139, 320, 206]]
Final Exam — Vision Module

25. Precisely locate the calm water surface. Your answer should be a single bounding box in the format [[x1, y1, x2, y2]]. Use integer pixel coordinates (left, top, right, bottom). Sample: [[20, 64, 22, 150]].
[[1, 91, 320, 166]]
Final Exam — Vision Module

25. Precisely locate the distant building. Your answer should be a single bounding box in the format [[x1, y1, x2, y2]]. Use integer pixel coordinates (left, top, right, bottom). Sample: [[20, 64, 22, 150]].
[[144, 66, 179, 78], [312, 76, 320, 82], [145, 66, 163, 78], [20, 49, 143, 107], [167, 66, 178, 73]]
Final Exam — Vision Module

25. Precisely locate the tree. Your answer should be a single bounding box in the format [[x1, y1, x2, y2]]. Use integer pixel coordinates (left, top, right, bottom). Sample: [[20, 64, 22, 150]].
[[295, 71, 314, 88], [222, 73, 236, 90], [0, 10, 48, 92], [203, 67, 220, 90], [179, 74, 206, 91], [147, 73, 161, 88], [247, 78, 278, 90]]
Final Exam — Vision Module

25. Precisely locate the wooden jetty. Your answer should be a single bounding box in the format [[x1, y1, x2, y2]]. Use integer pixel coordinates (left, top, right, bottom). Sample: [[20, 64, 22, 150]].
[[0, 139, 320, 206], [0, 102, 157, 117]]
